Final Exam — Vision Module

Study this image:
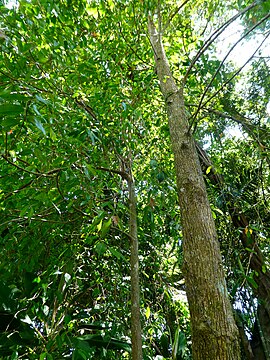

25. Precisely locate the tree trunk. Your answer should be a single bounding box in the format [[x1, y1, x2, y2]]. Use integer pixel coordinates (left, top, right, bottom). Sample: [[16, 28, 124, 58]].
[[128, 159, 143, 360], [251, 304, 270, 360], [148, 18, 241, 360]]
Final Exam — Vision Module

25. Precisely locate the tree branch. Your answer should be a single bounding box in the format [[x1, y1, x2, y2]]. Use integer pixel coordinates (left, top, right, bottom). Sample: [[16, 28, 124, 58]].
[[189, 13, 270, 129], [3, 179, 35, 200], [163, 0, 192, 32], [183, 2, 258, 83], [96, 166, 130, 181], [2, 155, 62, 177]]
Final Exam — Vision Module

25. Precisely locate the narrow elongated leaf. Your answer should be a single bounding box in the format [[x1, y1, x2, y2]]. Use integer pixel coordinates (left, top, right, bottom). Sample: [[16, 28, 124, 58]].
[[76, 334, 131, 351], [145, 306, 151, 320], [109, 247, 127, 262], [0, 104, 23, 115], [34, 119, 46, 135], [2, 117, 21, 128]]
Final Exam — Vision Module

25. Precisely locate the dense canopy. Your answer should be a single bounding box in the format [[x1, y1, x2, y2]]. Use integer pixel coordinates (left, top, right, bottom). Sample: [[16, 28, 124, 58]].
[[0, 0, 270, 359]]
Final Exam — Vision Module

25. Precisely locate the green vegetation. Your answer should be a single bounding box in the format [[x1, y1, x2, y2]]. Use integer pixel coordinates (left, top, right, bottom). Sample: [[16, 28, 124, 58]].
[[0, 0, 269, 359]]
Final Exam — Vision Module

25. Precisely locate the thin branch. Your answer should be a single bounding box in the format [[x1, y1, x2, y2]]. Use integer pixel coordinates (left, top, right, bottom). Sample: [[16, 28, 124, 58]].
[[11, 100, 31, 149], [200, 31, 270, 111], [195, 142, 224, 186], [206, 108, 270, 162], [28, 48, 66, 95], [239, 243, 256, 291], [5, 132, 8, 157], [96, 166, 130, 181], [189, 13, 270, 129], [56, 172, 65, 199], [0, 69, 19, 83], [189, 31, 270, 134], [183, 2, 257, 84], [157, 0, 162, 36], [117, 23, 151, 66], [0, 215, 80, 227], [72, 206, 92, 217], [111, 226, 132, 241], [3, 179, 35, 200], [2, 155, 42, 176], [2, 155, 62, 177], [163, 0, 192, 32], [75, 99, 98, 121], [207, 108, 256, 132]]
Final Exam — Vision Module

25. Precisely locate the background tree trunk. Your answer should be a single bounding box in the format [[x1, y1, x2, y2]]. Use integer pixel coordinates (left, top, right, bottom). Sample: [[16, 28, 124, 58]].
[[128, 158, 143, 360], [197, 142, 270, 359], [251, 305, 269, 360], [148, 18, 241, 360]]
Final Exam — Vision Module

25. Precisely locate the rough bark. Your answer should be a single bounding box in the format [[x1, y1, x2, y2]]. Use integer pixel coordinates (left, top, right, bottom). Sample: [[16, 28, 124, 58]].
[[148, 19, 241, 360], [128, 163, 143, 360]]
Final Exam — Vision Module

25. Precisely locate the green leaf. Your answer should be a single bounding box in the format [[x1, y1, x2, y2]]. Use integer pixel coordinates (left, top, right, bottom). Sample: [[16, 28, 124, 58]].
[[74, 339, 92, 352], [94, 242, 107, 257], [35, 94, 50, 105], [2, 117, 21, 128], [11, 351, 19, 360], [35, 118, 46, 135], [157, 171, 165, 182], [86, 7, 99, 19], [49, 128, 57, 141], [0, 90, 11, 99], [213, 208, 224, 215], [20, 206, 30, 217], [76, 334, 131, 351], [160, 333, 170, 357], [0, 104, 23, 115], [246, 276, 258, 289], [150, 159, 158, 168], [100, 218, 112, 238], [145, 306, 151, 320], [97, 220, 103, 232], [109, 247, 127, 262], [72, 348, 89, 360]]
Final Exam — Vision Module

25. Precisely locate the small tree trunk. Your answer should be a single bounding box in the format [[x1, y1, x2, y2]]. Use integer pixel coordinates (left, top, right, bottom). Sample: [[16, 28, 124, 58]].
[[148, 18, 241, 360], [251, 305, 269, 360], [128, 160, 143, 360]]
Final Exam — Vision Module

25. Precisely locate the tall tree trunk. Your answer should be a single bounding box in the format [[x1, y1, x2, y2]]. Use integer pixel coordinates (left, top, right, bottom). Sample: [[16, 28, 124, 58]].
[[148, 19, 241, 360], [96, 159, 143, 359], [127, 158, 143, 360]]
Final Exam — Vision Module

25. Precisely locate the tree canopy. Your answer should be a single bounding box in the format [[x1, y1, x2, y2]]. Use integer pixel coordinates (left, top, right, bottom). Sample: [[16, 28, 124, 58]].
[[0, 0, 270, 359]]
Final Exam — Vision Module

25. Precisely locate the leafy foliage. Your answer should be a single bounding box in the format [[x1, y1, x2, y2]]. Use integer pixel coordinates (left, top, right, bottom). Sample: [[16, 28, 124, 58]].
[[0, 0, 270, 359]]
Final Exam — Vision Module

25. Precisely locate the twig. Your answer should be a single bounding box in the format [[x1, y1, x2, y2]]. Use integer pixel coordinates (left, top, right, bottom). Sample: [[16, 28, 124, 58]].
[[2, 155, 62, 177], [183, 2, 257, 84], [75, 99, 98, 121], [201, 31, 270, 110], [163, 0, 192, 32], [3, 179, 35, 200], [96, 166, 130, 181], [189, 13, 270, 130]]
